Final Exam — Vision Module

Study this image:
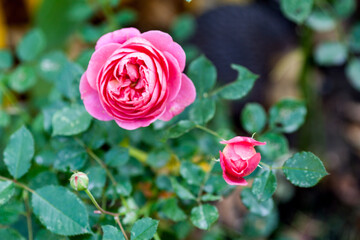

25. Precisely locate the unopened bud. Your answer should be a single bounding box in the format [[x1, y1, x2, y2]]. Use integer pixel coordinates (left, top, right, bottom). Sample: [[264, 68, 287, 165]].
[[70, 172, 89, 191]]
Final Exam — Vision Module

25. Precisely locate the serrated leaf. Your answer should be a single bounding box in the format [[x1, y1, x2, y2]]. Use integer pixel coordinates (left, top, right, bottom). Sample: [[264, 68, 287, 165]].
[[9, 65, 37, 93], [0, 228, 26, 240], [241, 103, 267, 134], [161, 198, 187, 222], [171, 178, 196, 200], [218, 64, 258, 100], [241, 188, 274, 216], [280, 0, 313, 23], [283, 152, 328, 187], [190, 204, 219, 230], [269, 99, 307, 133], [52, 105, 92, 136], [3, 126, 34, 179], [346, 58, 360, 91], [0, 49, 13, 70], [0, 181, 15, 205], [131, 217, 159, 240], [166, 120, 195, 139], [314, 42, 348, 66], [16, 28, 46, 62], [32, 186, 90, 236], [180, 162, 205, 186], [102, 225, 125, 240], [187, 55, 217, 96], [189, 98, 216, 125], [251, 170, 277, 201]]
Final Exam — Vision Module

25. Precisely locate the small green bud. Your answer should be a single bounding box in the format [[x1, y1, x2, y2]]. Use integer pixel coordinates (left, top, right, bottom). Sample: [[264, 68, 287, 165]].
[[70, 172, 89, 191]]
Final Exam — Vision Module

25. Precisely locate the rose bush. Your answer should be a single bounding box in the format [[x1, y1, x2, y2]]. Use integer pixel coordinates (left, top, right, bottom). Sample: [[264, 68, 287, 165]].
[[80, 27, 196, 130], [219, 137, 266, 185]]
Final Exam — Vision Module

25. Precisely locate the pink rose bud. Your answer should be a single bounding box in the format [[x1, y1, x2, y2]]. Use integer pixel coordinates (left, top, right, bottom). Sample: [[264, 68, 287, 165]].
[[219, 137, 266, 185], [70, 172, 89, 191], [80, 27, 196, 130]]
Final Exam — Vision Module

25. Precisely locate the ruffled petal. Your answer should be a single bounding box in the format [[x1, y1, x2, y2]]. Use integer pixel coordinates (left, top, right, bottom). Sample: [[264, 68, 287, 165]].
[[220, 136, 266, 146], [95, 27, 141, 50], [242, 153, 261, 176], [222, 171, 248, 185], [114, 118, 155, 130], [80, 73, 113, 121]]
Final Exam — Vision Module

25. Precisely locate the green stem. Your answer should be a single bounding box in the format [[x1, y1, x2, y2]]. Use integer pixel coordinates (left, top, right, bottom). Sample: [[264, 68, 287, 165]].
[[258, 162, 283, 170], [128, 146, 147, 163], [195, 125, 225, 140], [197, 160, 216, 203], [0, 175, 34, 193], [23, 191, 33, 240], [154, 232, 161, 240]]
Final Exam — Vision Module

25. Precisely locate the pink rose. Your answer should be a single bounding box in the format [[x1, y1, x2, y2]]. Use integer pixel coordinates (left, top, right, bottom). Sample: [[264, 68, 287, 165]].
[[219, 137, 266, 185], [79, 28, 196, 130]]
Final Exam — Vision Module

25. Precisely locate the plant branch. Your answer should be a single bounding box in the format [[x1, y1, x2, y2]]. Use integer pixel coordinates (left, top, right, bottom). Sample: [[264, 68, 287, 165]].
[[195, 125, 225, 140], [23, 191, 33, 240], [0, 175, 34, 193], [258, 162, 283, 170]]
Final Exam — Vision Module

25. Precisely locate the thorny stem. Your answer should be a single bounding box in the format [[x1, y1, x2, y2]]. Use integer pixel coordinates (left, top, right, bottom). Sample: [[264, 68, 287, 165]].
[[85, 189, 129, 240], [195, 125, 225, 140]]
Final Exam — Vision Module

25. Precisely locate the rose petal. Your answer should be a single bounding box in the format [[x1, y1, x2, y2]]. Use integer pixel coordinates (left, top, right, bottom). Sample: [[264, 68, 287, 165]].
[[222, 171, 248, 185], [163, 52, 181, 101], [87, 43, 121, 89], [115, 117, 156, 130], [233, 143, 256, 160], [242, 153, 261, 176], [159, 74, 196, 121], [80, 73, 113, 121], [95, 27, 141, 50], [220, 136, 266, 146], [141, 30, 186, 71]]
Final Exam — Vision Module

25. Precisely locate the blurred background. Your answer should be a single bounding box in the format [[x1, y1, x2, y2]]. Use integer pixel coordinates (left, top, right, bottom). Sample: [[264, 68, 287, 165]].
[[0, 0, 359, 239]]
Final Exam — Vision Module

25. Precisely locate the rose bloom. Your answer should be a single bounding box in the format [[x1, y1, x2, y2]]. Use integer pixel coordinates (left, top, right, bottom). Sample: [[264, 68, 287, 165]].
[[80, 28, 196, 130], [219, 137, 266, 185]]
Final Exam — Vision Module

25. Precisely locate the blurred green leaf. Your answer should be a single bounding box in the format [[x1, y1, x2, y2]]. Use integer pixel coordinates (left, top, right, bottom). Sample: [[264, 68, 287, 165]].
[[306, 10, 336, 32], [180, 162, 205, 186], [131, 217, 159, 240], [155, 175, 172, 191], [37, 51, 68, 82], [346, 58, 360, 91], [204, 175, 234, 195], [257, 132, 289, 161], [0, 110, 10, 127], [166, 120, 195, 139], [56, 62, 83, 99], [184, 45, 200, 64], [0, 228, 25, 240], [314, 42, 348, 66], [115, 9, 138, 27], [35, 149, 57, 167], [172, 221, 192, 240], [190, 204, 219, 230], [54, 146, 88, 172], [114, 176, 132, 196], [241, 103, 267, 134], [0, 200, 24, 225], [283, 152, 328, 187], [161, 198, 187, 222], [52, 105, 92, 136], [35, 229, 69, 240], [251, 170, 277, 201], [243, 209, 278, 238], [269, 99, 307, 133], [81, 24, 107, 43], [76, 49, 94, 69], [16, 28, 46, 62], [87, 166, 106, 198], [171, 14, 196, 42], [218, 64, 258, 100], [9, 65, 37, 93], [3, 126, 34, 179], [147, 150, 170, 168], [201, 194, 222, 202], [32, 186, 90, 235], [0, 49, 13, 70], [280, 0, 313, 23], [241, 188, 274, 216], [334, 0, 356, 18], [171, 178, 196, 200], [187, 56, 217, 96], [29, 171, 58, 190], [189, 98, 216, 125], [349, 23, 360, 53], [0, 181, 15, 206], [102, 225, 125, 240], [105, 146, 129, 167]]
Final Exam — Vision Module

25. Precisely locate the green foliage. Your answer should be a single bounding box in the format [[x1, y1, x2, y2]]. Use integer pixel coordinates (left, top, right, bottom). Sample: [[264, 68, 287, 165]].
[[349, 23, 360, 53], [333, 0, 356, 18], [0, 49, 14, 70], [171, 14, 196, 42], [130, 217, 159, 240], [241, 103, 267, 134], [160, 198, 187, 222], [346, 58, 360, 91], [0, 180, 15, 205], [105, 146, 129, 167], [189, 98, 216, 125], [0, 228, 26, 240], [166, 120, 195, 139], [190, 204, 219, 230], [280, 0, 314, 23], [283, 152, 328, 187], [251, 170, 277, 201], [257, 132, 289, 162], [180, 162, 205, 186], [171, 178, 196, 200], [3, 126, 34, 179], [314, 42, 348, 66], [102, 225, 125, 240], [306, 10, 335, 32], [32, 186, 90, 236], [241, 188, 274, 217], [16, 29, 46, 62], [9, 65, 37, 93]]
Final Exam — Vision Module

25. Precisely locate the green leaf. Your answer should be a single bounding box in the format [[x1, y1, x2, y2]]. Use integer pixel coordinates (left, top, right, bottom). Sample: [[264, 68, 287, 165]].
[[0, 200, 24, 225], [241, 188, 274, 216], [37, 51, 68, 82], [34, 229, 69, 240], [190, 204, 219, 230], [29, 171, 59, 190], [241, 103, 267, 134], [166, 120, 195, 139], [16, 28, 46, 62], [346, 58, 360, 91], [314, 42, 348, 66], [218, 64, 258, 100], [349, 23, 360, 53], [0, 49, 13, 70], [0, 110, 10, 127], [171, 14, 196, 42], [32, 186, 90, 236], [9, 65, 37, 93], [56, 61, 83, 99], [147, 150, 171, 168], [0, 228, 26, 240], [201, 194, 222, 202], [171, 178, 196, 200], [161, 198, 187, 222], [189, 98, 216, 125], [187, 56, 217, 96], [251, 170, 277, 201], [243, 209, 278, 238], [306, 10, 335, 32], [54, 146, 88, 172], [283, 152, 328, 187], [0, 180, 15, 205], [114, 176, 132, 197], [52, 105, 92, 136], [257, 132, 289, 161], [180, 162, 205, 186], [334, 0, 356, 18], [87, 166, 106, 198], [269, 99, 307, 133], [3, 126, 34, 179], [102, 225, 125, 240], [280, 0, 313, 23], [130, 217, 159, 240], [105, 146, 129, 167], [115, 9, 138, 27]]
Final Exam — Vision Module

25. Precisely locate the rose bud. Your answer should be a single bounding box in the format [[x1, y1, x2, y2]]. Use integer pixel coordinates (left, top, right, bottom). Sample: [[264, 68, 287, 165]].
[[219, 137, 266, 185], [80, 27, 196, 130], [70, 172, 89, 191]]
